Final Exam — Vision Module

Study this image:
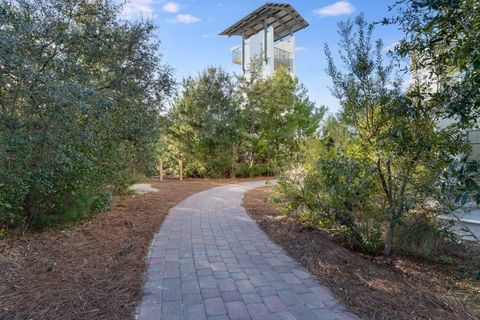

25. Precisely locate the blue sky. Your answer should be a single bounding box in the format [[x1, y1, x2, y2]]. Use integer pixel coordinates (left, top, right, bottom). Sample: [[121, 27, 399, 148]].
[[121, 0, 404, 114]]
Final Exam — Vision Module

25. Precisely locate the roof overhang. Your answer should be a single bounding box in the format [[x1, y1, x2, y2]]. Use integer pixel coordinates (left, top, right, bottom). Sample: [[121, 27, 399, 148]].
[[219, 3, 309, 41]]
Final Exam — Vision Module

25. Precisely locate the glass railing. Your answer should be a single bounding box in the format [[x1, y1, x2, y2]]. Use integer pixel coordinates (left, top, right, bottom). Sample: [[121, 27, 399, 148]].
[[231, 46, 292, 67], [232, 46, 241, 64], [274, 47, 292, 67]]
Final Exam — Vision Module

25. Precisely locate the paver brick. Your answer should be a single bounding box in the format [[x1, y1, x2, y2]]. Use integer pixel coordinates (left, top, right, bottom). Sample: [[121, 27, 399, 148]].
[[214, 271, 231, 279], [199, 276, 217, 289], [201, 287, 221, 299], [182, 280, 200, 293], [235, 280, 256, 294], [137, 303, 161, 320], [246, 303, 272, 320], [217, 278, 236, 291], [272, 311, 296, 320], [263, 295, 288, 313], [183, 293, 203, 305], [221, 290, 242, 302], [205, 298, 226, 316], [231, 272, 248, 280], [225, 301, 250, 320], [242, 292, 263, 304], [249, 274, 267, 287], [207, 315, 230, 320], [161, 301, 182, 316], [185, 304, 206, 320], [257, 286, 277, 297]]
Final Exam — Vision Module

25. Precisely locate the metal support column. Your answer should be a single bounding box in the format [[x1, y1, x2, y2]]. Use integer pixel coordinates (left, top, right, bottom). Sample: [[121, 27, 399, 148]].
[[242, 30, 245, 73], [264, 15, 268, 63]]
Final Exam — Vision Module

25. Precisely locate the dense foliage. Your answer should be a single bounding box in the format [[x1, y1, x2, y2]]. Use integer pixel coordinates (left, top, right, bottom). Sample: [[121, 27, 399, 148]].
[[0, 0, 173, 228], [275, 15, 469, 256], [389, 0, 480, 236], [165, 67, 323, 178], [389, 0, 480, 124], [166, 68, 241, 177]]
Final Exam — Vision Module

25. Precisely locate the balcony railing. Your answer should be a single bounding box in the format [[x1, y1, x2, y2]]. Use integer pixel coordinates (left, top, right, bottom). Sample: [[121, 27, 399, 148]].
[[231, 46, 293, 68], [232, 46, 242, 65], [274, 47, 292, 68]]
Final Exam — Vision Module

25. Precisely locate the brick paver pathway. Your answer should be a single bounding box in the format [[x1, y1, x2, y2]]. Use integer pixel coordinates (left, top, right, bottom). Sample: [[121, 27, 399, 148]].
[[137, 181, 359, 320]]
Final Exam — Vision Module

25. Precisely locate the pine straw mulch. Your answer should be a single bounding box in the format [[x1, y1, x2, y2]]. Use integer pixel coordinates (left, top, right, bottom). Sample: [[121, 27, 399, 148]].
[[0, 178, 260, 320], [243, 187, 480, 320]]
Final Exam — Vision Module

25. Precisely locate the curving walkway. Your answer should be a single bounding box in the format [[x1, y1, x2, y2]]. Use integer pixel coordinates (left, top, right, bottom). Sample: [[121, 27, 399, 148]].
[[137, 181, 359, 320]]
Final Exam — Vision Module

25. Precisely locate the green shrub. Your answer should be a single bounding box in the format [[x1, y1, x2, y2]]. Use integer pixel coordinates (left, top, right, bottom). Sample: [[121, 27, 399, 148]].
[[91, 190, 113, 213], [0, 0, 173, 229], [395, 213, 454, 259], [0, 170, 29, 227], [36, 188, 112, 228], [236, 163, 277, 177], [274, 154, 383, 251], [438, 255, 454, 265], [359, 221, 383, 254]]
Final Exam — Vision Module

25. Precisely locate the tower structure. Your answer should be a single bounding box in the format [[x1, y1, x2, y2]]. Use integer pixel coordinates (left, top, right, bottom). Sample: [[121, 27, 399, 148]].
[[220, 3, 308, 77]]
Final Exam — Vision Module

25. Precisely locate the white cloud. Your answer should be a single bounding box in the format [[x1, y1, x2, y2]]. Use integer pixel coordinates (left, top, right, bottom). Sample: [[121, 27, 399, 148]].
[[162, 2, 180, 13], [296, 46, 307, 52], [168, 14, 201, 24], [121, 0, 156, 19], [314, 1, 355, 17]]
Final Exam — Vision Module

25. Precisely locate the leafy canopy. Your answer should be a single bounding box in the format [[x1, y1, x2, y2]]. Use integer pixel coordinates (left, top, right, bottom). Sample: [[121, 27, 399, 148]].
[[0, 0, 173, 227]]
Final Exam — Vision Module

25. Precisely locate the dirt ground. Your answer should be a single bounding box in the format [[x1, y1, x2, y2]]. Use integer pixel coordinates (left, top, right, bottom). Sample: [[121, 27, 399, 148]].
[[243, 187, 480, 320], [0, 178, 259, 320]]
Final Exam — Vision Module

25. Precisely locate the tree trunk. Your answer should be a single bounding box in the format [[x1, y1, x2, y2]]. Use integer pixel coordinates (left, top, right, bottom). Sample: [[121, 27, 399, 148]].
[[179, 158, 183, 181], [383, 223, 394, 255], [159, 160, 164, 181]]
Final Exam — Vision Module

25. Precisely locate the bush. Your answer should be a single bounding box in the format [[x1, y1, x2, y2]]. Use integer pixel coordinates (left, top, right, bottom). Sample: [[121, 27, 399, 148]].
[[35, 188, 113, 228], [236, 163, 278, 178], [359, 220, 384, 254], [274, 154, 383, 252], [0, 0, 173, 228], [0, 170, 29, 226], [395, 213, 455, 259]]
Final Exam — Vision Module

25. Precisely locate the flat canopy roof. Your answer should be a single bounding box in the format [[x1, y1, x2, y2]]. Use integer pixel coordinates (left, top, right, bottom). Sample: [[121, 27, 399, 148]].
[[219, 3, 308, 41]]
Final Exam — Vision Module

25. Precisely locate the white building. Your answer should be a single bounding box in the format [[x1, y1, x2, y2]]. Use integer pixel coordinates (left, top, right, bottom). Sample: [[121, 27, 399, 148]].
[[220, 3, 308, 78], [410, 57, 480, 162], [411, 58, 480, 241]]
